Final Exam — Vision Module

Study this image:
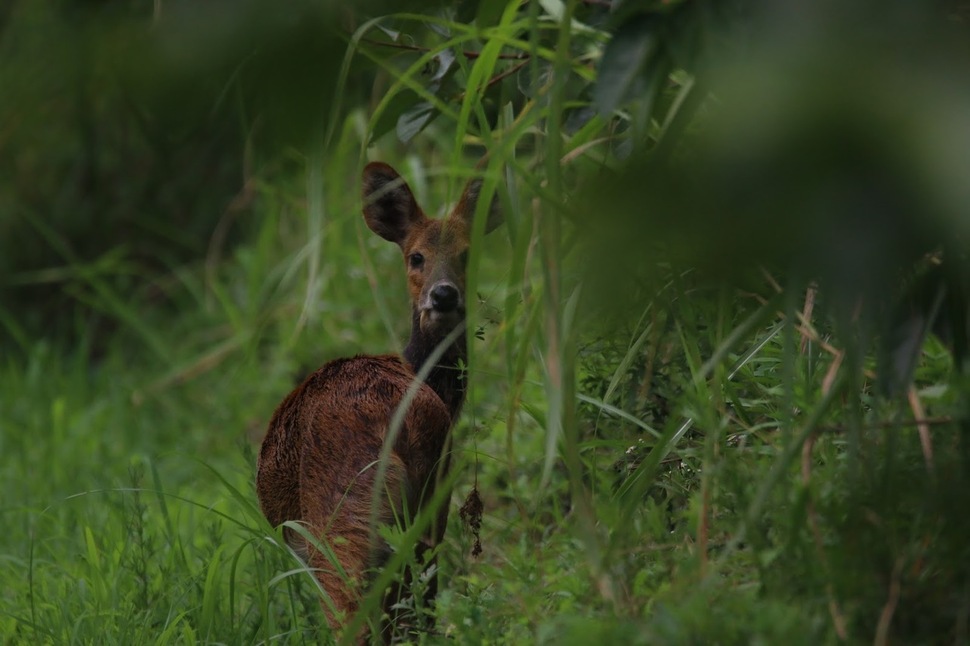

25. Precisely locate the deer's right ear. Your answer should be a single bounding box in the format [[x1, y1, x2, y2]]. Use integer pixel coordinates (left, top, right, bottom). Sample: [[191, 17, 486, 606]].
[[362, 162, 421, 245]]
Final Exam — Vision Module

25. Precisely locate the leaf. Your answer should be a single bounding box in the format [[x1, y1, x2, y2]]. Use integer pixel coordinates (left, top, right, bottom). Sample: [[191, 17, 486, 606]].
[[374, 23, 401, 42], [538, 0, 598, 33], [368, 91, 416, 142], [517, 61, 553, 99], [396, 101, 438, 143], [880, 265, 947, 395], [431, 48, 456, 82], [564, 105, 597, 135], [385, 47, 453, 145], [594, 15, 661, 116], [428, 21, 452, 38]]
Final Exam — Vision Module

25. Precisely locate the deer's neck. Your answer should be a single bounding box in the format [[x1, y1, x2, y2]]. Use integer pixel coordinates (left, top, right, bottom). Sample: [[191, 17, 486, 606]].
[[403, 309, 467, 421]]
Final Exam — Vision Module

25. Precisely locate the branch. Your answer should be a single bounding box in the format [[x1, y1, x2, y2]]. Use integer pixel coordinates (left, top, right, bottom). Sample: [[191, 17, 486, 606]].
[[455, 59, 530, 102], [907, 386, 935, 475], [361, 38, 529, 60]]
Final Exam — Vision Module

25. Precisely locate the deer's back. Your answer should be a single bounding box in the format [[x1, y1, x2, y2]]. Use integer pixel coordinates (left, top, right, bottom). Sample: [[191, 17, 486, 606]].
[[256, 354, 453, 532]]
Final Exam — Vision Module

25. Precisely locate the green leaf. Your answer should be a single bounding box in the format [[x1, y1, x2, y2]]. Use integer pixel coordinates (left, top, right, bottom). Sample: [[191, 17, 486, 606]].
[[396, 100, 438, 143], [594, 16, 661, 116]]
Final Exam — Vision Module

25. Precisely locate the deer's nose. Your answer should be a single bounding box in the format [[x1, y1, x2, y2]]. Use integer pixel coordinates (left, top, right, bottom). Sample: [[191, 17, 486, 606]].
[[430, 283, 459, 312]]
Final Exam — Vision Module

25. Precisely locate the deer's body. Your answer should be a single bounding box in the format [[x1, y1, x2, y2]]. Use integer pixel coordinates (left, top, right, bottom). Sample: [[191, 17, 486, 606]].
[[256, 162, 499, 638]]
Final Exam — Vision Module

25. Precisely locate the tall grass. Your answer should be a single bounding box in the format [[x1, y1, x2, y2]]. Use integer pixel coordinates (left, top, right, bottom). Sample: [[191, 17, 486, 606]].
[[2, 1, 969, 644]]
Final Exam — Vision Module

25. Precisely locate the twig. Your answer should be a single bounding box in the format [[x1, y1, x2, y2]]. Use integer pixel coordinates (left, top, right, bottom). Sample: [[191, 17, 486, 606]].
[[799, 284, 817, 354], [907, 386, 935, 475], [874, 558, 904, 646], [455, 59, 530, 102], [760, 267, 783, 294], [360, 38, 529, 60], [821, 347, 844, 396]]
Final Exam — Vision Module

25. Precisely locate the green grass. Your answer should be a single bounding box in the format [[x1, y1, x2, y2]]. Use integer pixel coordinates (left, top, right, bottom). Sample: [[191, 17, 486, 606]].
[[3, 2, 970, 644], [2, 181, 967, 644], [2, 204, 964, 643]]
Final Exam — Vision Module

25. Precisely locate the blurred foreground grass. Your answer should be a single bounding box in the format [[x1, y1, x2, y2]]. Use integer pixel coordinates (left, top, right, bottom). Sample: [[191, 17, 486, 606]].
[[3, 1, 970, 644]]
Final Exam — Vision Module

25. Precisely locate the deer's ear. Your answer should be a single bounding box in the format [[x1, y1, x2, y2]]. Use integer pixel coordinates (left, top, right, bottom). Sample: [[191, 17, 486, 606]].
[[362, 162, 422, 244], [454, 176, 502, 234]]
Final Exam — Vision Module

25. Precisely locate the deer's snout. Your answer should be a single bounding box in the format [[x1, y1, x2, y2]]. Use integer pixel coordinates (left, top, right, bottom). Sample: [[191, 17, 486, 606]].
[[419, 280, 464, 335], [430, 283, 460, 313]]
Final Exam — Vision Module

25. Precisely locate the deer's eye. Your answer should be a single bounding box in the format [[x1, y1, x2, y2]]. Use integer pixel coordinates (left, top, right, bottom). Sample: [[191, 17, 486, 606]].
[[459, 250, 469, 267], [409, 252, 424, 269]]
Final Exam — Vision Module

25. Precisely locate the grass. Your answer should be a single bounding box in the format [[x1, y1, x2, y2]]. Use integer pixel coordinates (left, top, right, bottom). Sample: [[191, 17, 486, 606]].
[[3, 2, 970, 644], [3, 214, 963, 643]]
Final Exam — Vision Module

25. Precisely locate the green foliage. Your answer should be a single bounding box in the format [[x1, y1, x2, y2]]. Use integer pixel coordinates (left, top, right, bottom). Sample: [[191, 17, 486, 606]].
[[2, 1, 970, 644]]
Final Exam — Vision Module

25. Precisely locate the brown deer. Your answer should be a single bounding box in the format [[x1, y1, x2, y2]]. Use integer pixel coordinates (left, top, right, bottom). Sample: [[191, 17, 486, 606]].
[[256, 161, 501, 640]]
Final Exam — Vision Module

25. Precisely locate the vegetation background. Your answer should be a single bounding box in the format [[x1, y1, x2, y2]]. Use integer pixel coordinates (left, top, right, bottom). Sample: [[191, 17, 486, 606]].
[[2, 0, 969, 643]]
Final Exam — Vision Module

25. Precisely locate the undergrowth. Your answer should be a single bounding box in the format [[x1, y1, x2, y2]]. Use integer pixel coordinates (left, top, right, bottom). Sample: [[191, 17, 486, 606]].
[[2, 1, 969, 644]]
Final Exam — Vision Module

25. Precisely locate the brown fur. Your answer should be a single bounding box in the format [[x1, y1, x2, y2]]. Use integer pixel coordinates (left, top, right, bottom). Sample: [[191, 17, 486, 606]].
[[256, 162, 500, 641]]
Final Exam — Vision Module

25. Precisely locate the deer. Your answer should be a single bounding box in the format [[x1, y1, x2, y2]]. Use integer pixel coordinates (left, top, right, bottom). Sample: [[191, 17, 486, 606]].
[[256, 161, 501, 641]]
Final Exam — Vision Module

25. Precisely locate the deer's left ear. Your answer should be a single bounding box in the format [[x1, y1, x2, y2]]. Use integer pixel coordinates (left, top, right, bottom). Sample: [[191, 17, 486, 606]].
[[455, 177, 502, 234]]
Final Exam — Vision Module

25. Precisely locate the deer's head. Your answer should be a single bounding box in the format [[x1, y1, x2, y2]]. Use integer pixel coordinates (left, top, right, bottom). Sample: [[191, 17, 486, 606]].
[[362, 162, 502, 339]]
